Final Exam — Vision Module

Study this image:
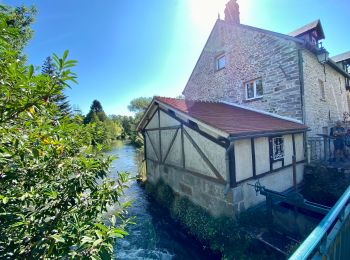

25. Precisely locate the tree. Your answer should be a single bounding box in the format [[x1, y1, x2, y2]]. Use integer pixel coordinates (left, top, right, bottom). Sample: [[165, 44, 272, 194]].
[[42, 56, 71, 116], [127, 97, 152, 114], [0, 5, 36, 52], [0, 5, 131, 259], [84, 100, 107, 124]]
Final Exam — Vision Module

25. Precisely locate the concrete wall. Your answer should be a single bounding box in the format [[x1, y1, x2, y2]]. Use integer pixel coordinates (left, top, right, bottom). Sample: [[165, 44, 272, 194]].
[[183, 20, 303, 121], [303, 50, 350, 136]]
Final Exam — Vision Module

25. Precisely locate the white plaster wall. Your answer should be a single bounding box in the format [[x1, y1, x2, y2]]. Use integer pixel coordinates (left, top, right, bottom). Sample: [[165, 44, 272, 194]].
[[283, 134, 293, 165], [164, 131, 183, 167], [145, 110, 159, 129], [184, 126, 227, 180], [147, 131, 160, 159], [183, 132, 217, 178], [234, 139, 253, 182], [242, 163, 304, 209], [295, 133, 305, 161], [159, 110, 180, 127], [254, 137, 270, 175], [145, 134, 158, 161], [161, 129, 178, 159]]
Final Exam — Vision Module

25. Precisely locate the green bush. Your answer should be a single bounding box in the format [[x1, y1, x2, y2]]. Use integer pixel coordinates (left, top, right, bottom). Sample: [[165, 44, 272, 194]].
[[0, 5, 132, 259], [145, 179, 252, 258]]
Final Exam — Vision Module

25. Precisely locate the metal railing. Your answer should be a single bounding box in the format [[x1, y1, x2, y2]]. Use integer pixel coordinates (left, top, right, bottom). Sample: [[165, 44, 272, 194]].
[[289, 185, 350, 259], [307, 135, 333, 162]]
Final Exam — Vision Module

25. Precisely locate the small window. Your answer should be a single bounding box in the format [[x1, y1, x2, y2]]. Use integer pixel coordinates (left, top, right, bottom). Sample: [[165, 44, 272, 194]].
[[245, 78, 263, 100], [272, 137, 284, 160], [319, 80, 325, 100], [216, 54, 225, 71]]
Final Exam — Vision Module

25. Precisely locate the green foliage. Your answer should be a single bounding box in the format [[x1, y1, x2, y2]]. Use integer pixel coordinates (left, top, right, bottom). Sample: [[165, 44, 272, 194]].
[[0, 6, 132, 259], [42, 56, 71, 116], [84, 100, 107, 124], [0, 4, 36, 52], [83, 101, 124, 148], [145, 179, 250, 258], [303, 165, 350, 206], [127, 97, 152, 114]]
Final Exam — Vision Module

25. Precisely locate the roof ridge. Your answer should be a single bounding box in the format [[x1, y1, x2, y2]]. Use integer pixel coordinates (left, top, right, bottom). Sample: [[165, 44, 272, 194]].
[[156, 96, 222, 104], [221, 100, 303, 124]]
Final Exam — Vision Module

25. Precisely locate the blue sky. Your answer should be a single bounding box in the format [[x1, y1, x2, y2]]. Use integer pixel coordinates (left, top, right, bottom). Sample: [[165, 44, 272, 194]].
[[3, 0, 350, 115]]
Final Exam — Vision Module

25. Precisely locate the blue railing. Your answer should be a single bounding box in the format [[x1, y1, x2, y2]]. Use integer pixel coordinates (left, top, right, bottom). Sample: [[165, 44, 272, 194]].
[[289, 185, 350, 259]]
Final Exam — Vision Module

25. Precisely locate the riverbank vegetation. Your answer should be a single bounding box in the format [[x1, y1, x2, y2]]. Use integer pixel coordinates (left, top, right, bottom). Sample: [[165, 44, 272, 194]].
[[0, 5, 133, 259], [145, 179, 279, 259]]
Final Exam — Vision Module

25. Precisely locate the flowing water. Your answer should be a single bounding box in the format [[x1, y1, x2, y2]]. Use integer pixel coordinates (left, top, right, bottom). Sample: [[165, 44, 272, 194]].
[[108, 141, 221, 260]]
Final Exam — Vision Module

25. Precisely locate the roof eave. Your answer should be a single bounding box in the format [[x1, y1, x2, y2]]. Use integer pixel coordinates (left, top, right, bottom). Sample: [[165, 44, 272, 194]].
[[228, 128, 309, 141]]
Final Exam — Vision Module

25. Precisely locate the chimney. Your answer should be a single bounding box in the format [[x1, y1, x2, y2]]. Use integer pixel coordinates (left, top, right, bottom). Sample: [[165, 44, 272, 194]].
[[224, 0, 240, 24]]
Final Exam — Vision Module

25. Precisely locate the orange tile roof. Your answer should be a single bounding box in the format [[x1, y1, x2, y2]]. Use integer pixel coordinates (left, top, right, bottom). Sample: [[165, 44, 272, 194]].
[[156, 97, 308, 137]]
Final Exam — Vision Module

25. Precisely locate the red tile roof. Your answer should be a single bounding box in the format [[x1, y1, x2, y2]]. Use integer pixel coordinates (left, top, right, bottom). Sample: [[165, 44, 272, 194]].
[[155, 97, 308, 137]]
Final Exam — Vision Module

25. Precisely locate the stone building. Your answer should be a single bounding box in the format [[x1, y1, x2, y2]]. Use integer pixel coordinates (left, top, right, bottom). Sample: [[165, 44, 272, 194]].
[[182, 0, 350, 137], [137, 0, 350, 215]]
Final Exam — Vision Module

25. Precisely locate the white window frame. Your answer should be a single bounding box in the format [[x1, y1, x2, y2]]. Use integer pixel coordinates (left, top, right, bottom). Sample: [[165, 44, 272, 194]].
[[245, 78, 263, 100], [272, 136, 284, 160], [215, 54, 225, 71]]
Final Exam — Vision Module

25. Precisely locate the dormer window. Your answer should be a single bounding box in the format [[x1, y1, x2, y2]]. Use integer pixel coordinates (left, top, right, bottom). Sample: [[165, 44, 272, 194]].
[[245, 78, 263, 100], [216, 54, 225, 71]]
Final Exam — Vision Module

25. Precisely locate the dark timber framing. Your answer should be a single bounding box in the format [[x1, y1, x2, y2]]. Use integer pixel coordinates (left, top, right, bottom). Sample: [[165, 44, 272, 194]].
[[159, 107, 228, 148], [183, 128, 225, 182], [157, 106, 162, 162], [142, 100, 308, 191], [147, 158, 226, 185], [162, 128, 180, 163], [251, 138, 256, 178], [228, 143, 236, 187], [236, 160, 306, 185], [145, 130, 160, 161]]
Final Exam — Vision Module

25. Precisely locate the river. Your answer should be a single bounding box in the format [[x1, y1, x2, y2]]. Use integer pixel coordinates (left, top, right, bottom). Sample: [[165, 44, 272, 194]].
[[107, 141, 221, 260]]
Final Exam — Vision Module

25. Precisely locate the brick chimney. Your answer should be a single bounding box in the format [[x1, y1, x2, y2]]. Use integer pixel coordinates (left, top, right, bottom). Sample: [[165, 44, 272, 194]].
[[224, 0, 240, 24]]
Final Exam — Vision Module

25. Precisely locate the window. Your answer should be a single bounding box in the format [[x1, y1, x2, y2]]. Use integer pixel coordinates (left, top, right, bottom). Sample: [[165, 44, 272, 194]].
[[272, 137, 284, 160], [245, 78, 263, 100], [216, 54, 225, 70], [319, 79, 325, 100]]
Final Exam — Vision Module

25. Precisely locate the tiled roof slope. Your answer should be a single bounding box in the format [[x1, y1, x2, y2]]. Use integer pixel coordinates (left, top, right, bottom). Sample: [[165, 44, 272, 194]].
[[156, 97, 308, 137], [332, 51, 350, 63], [288, 19, 325, 39]]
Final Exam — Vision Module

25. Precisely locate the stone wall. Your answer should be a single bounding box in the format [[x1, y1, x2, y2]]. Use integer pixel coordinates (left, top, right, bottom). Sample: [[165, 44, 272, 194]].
[[146, 160, 234, 216], [183, 20, 303, 121], [302, 50, 350, 136]]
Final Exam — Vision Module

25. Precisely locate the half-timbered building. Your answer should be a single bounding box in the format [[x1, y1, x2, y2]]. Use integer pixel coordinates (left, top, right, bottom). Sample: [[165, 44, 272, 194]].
[[137, 97, 308, 216]]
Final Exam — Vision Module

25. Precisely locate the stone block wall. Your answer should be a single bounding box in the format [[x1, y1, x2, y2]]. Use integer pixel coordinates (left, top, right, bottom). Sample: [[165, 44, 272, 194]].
[[183, 20, 303, 121], [303, 50, 350, 136], [146, 159, 234, 216]]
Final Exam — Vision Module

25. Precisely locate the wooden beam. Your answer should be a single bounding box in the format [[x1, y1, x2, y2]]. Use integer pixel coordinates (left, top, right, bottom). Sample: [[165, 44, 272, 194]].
[[162, 128, 179, 164], [228, 143, 236, 187], [159, 107, 228, 148], [145, 131, 160, 162], [146, 158, 227, 185], [292, 133, 296, 156], [158, 107, 162, 162], [181, 124, 185, 168], [251, 138, 256, 178], [235, 160, 306, 185], [145, 125, 181, 131], [183, 128, 225, 182]]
